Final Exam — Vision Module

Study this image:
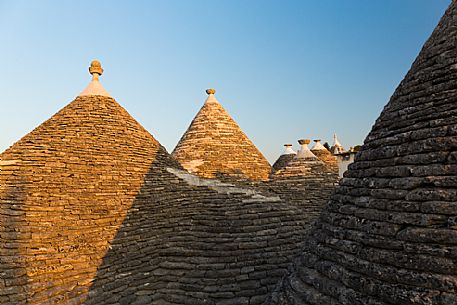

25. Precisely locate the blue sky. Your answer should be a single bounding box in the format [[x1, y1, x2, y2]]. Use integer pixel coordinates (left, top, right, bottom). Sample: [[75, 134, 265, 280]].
[[0, 0, 451, 162]]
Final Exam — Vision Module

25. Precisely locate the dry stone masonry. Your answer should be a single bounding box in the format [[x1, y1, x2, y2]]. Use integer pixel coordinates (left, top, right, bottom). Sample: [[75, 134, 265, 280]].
[[311, 139, 338, 171], [172, 89, 272, 181], [268, 140, 339, 232], [0, 63, 310, 305], [271, 144, 297, 174], [265, 2, 457, 304]]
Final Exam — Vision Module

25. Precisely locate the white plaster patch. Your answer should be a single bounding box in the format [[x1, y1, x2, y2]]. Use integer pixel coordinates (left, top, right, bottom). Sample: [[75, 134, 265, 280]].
[[204, 94, 219, 104], [79, 79, 111, 97], [282, 146, 296, 155], [166, 167, 280, 202], [296, 144, 317, 159], [311, 141, 326, 151]]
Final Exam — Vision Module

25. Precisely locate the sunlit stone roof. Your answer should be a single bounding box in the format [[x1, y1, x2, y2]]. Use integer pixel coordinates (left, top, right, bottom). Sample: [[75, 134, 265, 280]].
[[172, 89, 271, 181]]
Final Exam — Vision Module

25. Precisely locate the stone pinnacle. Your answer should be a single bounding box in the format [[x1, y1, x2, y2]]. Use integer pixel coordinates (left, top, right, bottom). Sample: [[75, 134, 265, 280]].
[[89, 60, 103, 80], [298, 139, 310, 145]]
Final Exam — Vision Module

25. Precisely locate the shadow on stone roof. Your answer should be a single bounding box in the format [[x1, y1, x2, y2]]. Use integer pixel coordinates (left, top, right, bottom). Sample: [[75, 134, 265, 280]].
[[264, 1, 457, 304], [84, 149, 309, 305], [0, 176, 29, 304], [0, 90, 313, 304]]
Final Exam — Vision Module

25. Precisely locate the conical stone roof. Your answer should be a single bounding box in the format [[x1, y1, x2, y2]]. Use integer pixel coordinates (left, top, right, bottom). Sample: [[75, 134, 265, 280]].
[[172, 89, 271, 181], [272, 139, 332, 179], [269, 139, 339, 233], [266, 2, 457, 304], [271, 144, 297, 174], [0, 63, 308, 305], [311, 139, 338, 170]]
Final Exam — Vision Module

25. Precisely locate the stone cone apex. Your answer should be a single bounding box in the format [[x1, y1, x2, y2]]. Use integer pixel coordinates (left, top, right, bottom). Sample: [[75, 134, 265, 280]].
[[271, 139, 333, 179], [172, 89, 271, 181], [0, 64, 310, 303], [295, 139, 318, 159], [282, 144, 296, 155], [266, 2, 457, 304], [311, 139, 338, 169], [205, 88, 217, 103], [310, 139, 326, 150], [271, 144, 296, 174], [79, 60, 111, 97]]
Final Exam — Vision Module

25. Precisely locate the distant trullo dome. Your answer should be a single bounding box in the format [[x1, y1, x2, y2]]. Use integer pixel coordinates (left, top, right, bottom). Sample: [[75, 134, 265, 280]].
[[0, 62, 309, 305], [311, 138, 338, 170], [172, 89, 272, 181], [265, 2, 457, 304], [272, 139, 332, 179], [271, 143, 296, 174], [269, 139, 339, 232]]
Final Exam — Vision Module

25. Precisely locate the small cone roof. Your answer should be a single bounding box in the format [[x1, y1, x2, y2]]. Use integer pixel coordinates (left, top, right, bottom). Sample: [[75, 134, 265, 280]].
[[172, 89, 271, 181], [310, 139, 326, 151], [272, 139, 332, 178], [311, 139, 338, 169], [295, 139, 317, 159], [271, 144, 297, 174], [269, 139, 339, 235], [266, 2, 457, 304], [282, 143, 296, 155]]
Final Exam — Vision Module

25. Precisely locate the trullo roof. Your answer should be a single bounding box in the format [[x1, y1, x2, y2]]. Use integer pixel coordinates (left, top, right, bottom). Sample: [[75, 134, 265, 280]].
[[0, 62, 308, 305], [311, 139, 338, 169], [269, 139, 339, 233], [265, 2, 457, 304], [172, 89, 271, 181], [271, 144, 297, 173], [272, 139, 329, 178]]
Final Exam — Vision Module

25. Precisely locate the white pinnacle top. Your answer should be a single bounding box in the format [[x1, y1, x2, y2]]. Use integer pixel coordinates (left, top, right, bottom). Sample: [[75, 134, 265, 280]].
[[311, 139, 326, 150], [205, 88, 219, 104], [282, 144, 296, 155], [333, 133, 343, 147], [295, 140, 317, 159], [79, 60, 111, 97]]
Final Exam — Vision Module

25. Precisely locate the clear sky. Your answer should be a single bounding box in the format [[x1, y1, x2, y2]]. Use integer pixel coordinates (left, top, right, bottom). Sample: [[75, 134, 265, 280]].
[[0, 0, 451, 163]]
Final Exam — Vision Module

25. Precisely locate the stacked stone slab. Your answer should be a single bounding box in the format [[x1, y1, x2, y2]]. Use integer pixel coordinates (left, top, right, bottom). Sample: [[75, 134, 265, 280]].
[[269, 140, 339, 232], [0, 63, 309, 305], [271, 144, 297, 174], [172, 89, 272, 181], [265, 2, 457, 304]]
